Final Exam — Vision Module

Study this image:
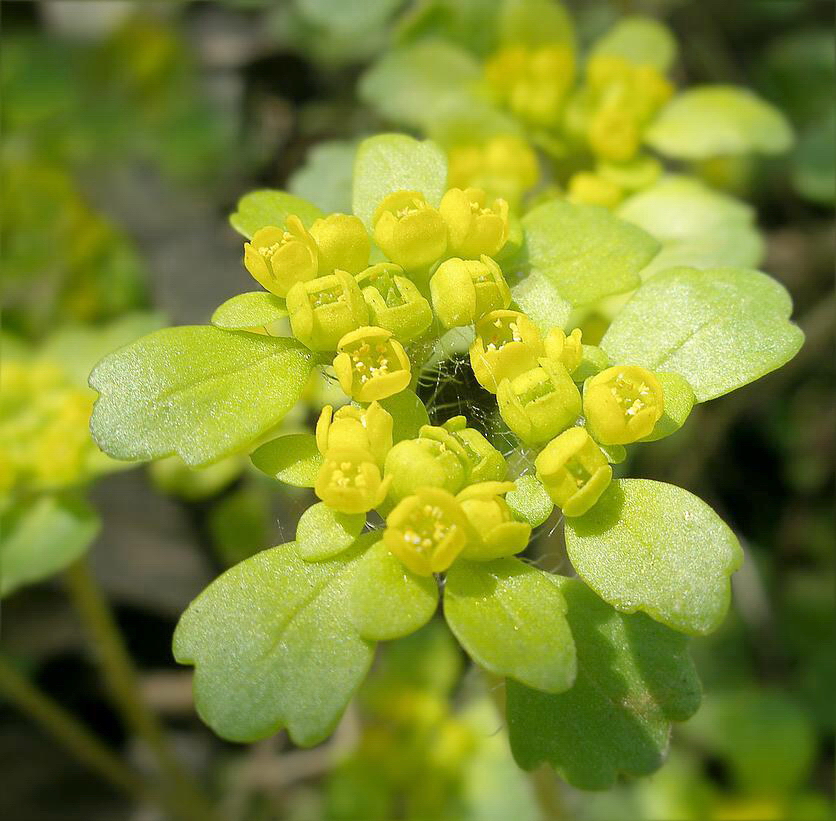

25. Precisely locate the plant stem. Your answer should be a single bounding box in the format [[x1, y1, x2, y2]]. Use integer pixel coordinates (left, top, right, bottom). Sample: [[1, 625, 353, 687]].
[[0, 654, 149, 802], [64, 558, 215, 821]]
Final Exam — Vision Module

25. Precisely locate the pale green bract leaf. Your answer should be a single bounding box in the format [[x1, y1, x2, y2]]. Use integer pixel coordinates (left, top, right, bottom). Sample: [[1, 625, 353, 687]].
[[229, 189, 324, 239], [288, 140, 357, 214], [590, 16, 677, 72], [211, 292, 288, 330], [0, 495, 100, 597], [601, 266, 804, 402], [645, 86, 794, 160], [250, 434, 322, 488], [511, 269, 572, 334], [90, 327, 314, 467], [617, 176, 764, 279], [565, 479, 743, 635], [521, 200, 660, 306], [506, 576, 701, 789], [352, 134, 448, 229], [642, 372, 696, 442], [296, 501, 365, 561], [499, 0, 574, 48], [444, 559, 576, 693], [173, 541, 374, 745], [377, 390, 430, 442], [346, 540, 439, 641], [505, 475, 554, 527]]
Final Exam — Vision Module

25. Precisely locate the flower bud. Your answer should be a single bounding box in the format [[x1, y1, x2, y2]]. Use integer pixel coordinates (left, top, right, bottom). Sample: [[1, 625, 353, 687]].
[[286, 270, 369, 351], [314, 447, 389, 514], [439, 187, 509, 258], [430, 256, 511, 329], [588, 103, 641, 162], [384, 487, 472, 576], [583, 365, 665, 445], [497, 359, 581, 445], [333, 326, 412, 403], [309, 214, 371, 275], [469, 310, 544, 393], [315, 401, 393, 466], [535, 427, 612, 517], [567, 172, 623, 208], [544, 328, 583, 375], [383, 431, 467, 502], [355, 263, 433, 342], [372, 191, 448, 271], [441, 416, 508, 483], [243, 216, 319, 296], [457, 481, 532, 561]]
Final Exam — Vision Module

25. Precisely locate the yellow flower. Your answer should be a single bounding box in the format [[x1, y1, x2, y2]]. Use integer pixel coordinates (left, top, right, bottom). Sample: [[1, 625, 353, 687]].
[[372, 191, 448, 271], [544, 327, 583, 374], [314, 447, 389, 514], [430, 256, 511, 329], [439, 187, 509, 258], [457, 481, 531, 561], [333, 326, 411, 402], [355, 263, 433, 342], [309, 213, 371, 275], [469, 310, 544, 393], [567, 172, 624, 208], [243, 216, 319, 296], [315, 401, 393, 466]]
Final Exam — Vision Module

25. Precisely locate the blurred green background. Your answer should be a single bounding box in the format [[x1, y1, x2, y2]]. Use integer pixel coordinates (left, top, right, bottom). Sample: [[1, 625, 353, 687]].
[[1, 1, 832, 819]]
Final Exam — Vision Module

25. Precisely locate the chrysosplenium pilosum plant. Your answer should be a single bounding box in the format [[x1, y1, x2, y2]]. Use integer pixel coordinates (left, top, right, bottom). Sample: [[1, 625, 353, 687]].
[[89, 135, 803, 789]]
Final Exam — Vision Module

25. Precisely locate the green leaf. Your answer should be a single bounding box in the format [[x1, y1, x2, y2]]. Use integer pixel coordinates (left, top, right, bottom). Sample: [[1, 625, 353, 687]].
[[296, 502, 365, 561], [444, 559, 576, 693], [590, 16, 677, 72], [521, 200, 660, 306], [1, 495, 100, 597], [616, 175, 764, 279], [90, 327, 314, 467], [352, 134, 447, 229], [511, 269, 572, 334], [505, 474, 554, 527], [506, 576, 701, 789], [564, 479, 742, 635], [229, 189, 323, 239], [173, 541, 374, 745], [346, 540, 439, 640], [645, 86, 794, 160], [499, 0, 574, 48], [377, 389, 430, 442], [287, 140, 357, 214], [601, 266, 804, 402], [791, 112, 836, 205], [211, 292, 288, 330], [642, 372, 696, 442], [250, 433, 322, 488]]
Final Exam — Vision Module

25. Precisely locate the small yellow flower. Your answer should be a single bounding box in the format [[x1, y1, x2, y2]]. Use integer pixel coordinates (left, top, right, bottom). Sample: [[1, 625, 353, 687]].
[[243, 216, 319, 296], [583, 365, 665, 444], [439, 187, 509, 258], [372, 191, 448, 271], [333, 326, 411, 402], [441, 416, 508, 484], [430, 256, 511, 330], [535, 427, 612, 517], [544, 327, 583, 375], [457, 481, 531, 561], [315, 401, 393, 466], [309, 213, 371, 275], [567, 172, 624, 208], [355, 263, 433, 342], [314, 447, 389, 514], [383, 428, 468, 502], [469, 310, 544, 393], [384, 487, 472, 576]]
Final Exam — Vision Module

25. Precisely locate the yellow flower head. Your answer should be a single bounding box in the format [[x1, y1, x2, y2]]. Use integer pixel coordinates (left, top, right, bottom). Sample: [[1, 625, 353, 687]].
[[314, 446, 389, 514], [355, 263, 433, 343], [469, 310, 544, 393], [309, 213, 371, 275], [372, 190, 448, 271], [430, 256, 511, 329], [333, 326, 411, 402], [243, 216, 319, 296], [315, 400, 393, 466], [439, 187, 509, 258], [457, 481, 531, 561], [544, 327, 583, 375]]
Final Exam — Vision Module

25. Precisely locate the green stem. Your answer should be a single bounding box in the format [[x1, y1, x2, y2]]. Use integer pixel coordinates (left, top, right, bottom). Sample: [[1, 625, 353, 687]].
[[0, 654, 149, 802], [64, 558, 214, 821]]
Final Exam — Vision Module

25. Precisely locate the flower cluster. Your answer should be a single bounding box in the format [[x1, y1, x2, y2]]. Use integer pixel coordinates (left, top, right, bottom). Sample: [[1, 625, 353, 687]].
[[241, 187, 668, 577]]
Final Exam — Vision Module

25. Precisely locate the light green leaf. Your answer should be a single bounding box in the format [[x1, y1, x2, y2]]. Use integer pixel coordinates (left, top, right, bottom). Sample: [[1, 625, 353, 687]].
[[287, 140, 357, 214], [296, 0, 401, 34], [590, 16, 677, 72], [444, 559, 576, 693], [511, 269, 572, 334], [346, 540, 439, 640], [642, 372, 696, 442], [229, 189, 324, 239], [296, 502, 365, 561], [506, 576, 701, 789], [617, 175, 764, 279], [646, 86, 794, 160], [173, 541, 374, 745], [499, 0, 574, 48], [250, 433, 322, 488], [505, 474, 554, 527], [352, 134, 448, 229], [521, 200, 660, 306], [565, 479, 743, 635], [211, 292, 287, 330], [792, 112, 836, 205], [90, 327, 314, 467], [601, 266, 804, 402], [377, 389, 430, 442], [1, 495, 100, 597]]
